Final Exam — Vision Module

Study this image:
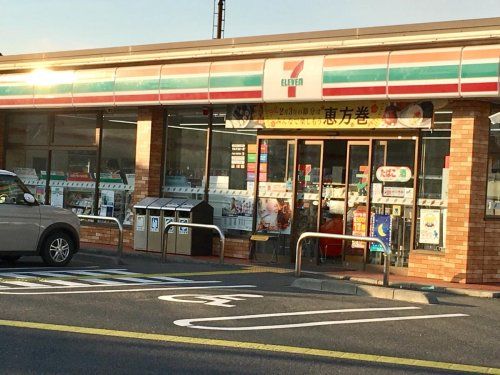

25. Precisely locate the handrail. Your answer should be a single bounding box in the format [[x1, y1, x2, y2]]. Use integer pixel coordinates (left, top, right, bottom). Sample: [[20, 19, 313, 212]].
[[162, 222, 225, 264], [78, 214, 124, 265], [295, 232, 391, 287]]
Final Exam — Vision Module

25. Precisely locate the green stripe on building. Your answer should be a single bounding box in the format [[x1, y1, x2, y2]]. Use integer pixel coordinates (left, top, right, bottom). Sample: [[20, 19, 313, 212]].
[[34, 84, 72, 95], [73, 81, 115, 94], [389, 65, 459, 81], [461, 63, 499, 78], [160, 77, 209, 90], [323, 68, 387, 83], [0, 86, 33, 96], [209, 74, 262, 88], [114, 79, 159, 92]]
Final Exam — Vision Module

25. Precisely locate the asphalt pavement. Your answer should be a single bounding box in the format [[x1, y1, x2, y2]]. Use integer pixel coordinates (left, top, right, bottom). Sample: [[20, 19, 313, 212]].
[[0, 252, 499, 374]]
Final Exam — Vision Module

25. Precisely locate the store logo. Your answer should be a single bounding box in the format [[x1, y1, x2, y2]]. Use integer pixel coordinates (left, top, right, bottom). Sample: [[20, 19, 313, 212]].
[[281, 60, 304, 98]]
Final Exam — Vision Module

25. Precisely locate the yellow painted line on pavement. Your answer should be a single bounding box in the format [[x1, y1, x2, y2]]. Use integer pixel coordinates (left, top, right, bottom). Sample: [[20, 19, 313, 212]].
[[0, 319, 498, 374], [0, 267, 290, 283]]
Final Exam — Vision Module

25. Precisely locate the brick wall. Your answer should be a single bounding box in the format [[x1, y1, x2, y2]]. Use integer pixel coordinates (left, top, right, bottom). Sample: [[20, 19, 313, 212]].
[[409, 100, 498, 284], [212, 237, 251, 259], [134, 107, 164, 202], [80, 224, 134, 250]]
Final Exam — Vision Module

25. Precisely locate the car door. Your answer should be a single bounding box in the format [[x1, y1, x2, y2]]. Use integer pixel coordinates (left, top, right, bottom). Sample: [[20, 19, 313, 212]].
[[0, 174, 41, 252]]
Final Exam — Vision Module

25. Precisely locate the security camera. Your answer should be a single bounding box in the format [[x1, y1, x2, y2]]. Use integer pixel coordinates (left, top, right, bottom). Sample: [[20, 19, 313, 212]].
[[489, 112, 500, 124]]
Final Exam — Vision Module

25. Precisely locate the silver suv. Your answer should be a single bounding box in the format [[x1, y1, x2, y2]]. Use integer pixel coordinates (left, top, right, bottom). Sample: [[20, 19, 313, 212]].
[[0, 170, 80, 266]]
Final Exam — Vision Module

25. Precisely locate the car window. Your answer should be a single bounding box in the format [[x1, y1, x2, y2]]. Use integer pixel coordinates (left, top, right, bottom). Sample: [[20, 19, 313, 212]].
[[0, 175, 29, 205]]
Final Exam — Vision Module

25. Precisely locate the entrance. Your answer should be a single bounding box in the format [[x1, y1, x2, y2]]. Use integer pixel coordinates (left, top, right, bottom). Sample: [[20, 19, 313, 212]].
[[255, 136, 417, 268]]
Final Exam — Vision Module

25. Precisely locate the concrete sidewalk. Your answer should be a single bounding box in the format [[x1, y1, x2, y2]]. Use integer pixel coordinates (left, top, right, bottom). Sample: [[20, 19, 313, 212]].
[[79, 245, 500, 299]]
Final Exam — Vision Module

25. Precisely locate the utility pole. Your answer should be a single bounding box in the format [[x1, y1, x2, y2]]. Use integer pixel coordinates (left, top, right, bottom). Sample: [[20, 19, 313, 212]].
[[205, 0, 226, 201], [212, 0, 225, 39]]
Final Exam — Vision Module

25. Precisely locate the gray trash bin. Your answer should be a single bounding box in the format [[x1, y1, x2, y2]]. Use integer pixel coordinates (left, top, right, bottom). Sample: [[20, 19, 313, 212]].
[[133, 197, 159, 251], [147, 198, 172, 253], [162, 198, 187, 254], [175, 200, 214, 256]]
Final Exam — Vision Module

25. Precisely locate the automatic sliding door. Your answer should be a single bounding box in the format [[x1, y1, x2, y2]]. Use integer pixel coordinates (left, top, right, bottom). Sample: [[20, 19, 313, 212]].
[[344, 142, 370, 265], [292, 141, 322, 262]]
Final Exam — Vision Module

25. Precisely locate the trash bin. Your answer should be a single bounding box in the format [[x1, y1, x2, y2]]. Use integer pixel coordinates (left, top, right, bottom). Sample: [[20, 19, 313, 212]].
[[146, 198, 172, 253], [161, 198, 187, 254], [133, 197, 159, 251], [175, 199, 214, 256]]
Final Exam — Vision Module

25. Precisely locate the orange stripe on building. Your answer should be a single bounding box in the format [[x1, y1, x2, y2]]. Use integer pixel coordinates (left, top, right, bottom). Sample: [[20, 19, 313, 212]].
[[210, 61, 264, 73], [161, 64, 210, 75], [324, 53, 388, 67], [74, 69, 116, 80], [462, 47, 500, 60], [115, 66, 162, 78], [389, 50, 461, 64], [283, 61, 304, 70]]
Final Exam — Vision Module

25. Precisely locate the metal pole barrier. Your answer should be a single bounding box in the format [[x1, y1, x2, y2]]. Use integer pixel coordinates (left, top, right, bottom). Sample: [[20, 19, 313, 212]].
[[78, 215, 124, 265], [294, 232, 391, 287], [162, 222, 225, 264]]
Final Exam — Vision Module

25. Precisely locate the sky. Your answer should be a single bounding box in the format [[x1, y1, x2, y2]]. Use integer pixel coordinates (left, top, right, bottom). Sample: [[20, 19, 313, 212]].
[[1, 0, 499, 55]]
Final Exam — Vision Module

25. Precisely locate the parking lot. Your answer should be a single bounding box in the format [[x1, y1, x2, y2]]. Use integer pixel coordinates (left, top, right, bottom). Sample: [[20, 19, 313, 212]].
[[0, 253, 499, 374]]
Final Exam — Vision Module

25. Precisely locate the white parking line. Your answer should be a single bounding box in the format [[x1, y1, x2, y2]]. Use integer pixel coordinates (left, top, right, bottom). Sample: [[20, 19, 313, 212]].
[[0, 280, 220, 290], [0, 284, 256, 295], [174, 307, 469, 331], [114, 277, 165, 284], [1, 280, 51, 288], [42, 280, 90, 287]]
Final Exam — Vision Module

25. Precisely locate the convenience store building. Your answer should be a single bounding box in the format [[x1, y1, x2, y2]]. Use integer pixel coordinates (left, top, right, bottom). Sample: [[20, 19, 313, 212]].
[[0, 18, 499, 284]]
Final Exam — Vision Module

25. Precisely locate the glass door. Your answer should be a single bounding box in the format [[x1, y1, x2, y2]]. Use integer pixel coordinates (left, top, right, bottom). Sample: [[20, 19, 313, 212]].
[[291, 140, 323, 263], [369, 140, 416, 267], [344, 142, 371, 266], [320, 140, 348, 262]]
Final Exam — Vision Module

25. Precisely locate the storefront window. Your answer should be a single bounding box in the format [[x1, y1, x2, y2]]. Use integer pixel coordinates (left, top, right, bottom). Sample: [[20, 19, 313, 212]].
[[5, 148, 48, 202], [209, 120, 256, 235], [486, 121, 500, 217], [163, 107, 211, 199], [98, 112, 137, 224], [49, 149, 97, 212], [415, 111, 451, 251], [6, 114, 48, 145], [4, 110, 137, 224], [53, 113, 97, 145], [255, 139, 294, 259]]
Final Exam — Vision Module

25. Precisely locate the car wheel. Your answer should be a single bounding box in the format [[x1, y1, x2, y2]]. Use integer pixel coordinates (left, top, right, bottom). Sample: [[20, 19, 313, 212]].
[[0, 255, 21, 263], [41, 231, 74, 267]]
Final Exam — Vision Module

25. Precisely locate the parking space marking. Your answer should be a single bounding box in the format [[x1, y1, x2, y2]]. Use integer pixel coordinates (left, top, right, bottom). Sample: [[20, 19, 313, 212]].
[[174, 307, 469, 331], [0, 318, 496, 374], [0, 284, 256, 295], [159, 294, 264, 307]]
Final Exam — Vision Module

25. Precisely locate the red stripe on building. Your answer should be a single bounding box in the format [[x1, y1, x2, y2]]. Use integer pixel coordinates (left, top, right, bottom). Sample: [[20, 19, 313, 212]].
[[73, 95, 115, 104], [159, 92, 209, 101], [209, 90, 262, 100], [323, 86, 386, 96], [34, 97, 73, 105], [460, 82, 498, 93], [388, 83, 458, 95], [114, 94, 160, 103], [0, 98, 34, 106]]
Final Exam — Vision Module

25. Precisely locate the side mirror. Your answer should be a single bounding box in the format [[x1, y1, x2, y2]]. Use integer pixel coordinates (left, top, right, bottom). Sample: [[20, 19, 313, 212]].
[[23, 193, 36, 205]]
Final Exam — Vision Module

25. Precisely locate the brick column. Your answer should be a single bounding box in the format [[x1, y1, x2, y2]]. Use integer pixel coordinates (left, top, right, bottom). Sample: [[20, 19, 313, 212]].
[[0, 112, 5, 169], [445, 101, 491, 283], [133, 107, 165, 203]]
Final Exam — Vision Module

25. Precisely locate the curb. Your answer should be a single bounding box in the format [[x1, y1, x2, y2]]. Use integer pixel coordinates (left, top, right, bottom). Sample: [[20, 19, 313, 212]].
[[78, 247, 250, 269], [292, 278, 440, 304], [301, 272, 500, 299]]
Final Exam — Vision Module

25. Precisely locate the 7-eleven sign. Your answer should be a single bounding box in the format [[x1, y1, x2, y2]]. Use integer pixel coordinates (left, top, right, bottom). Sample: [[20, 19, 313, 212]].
[[263, 56, 323, 102]]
